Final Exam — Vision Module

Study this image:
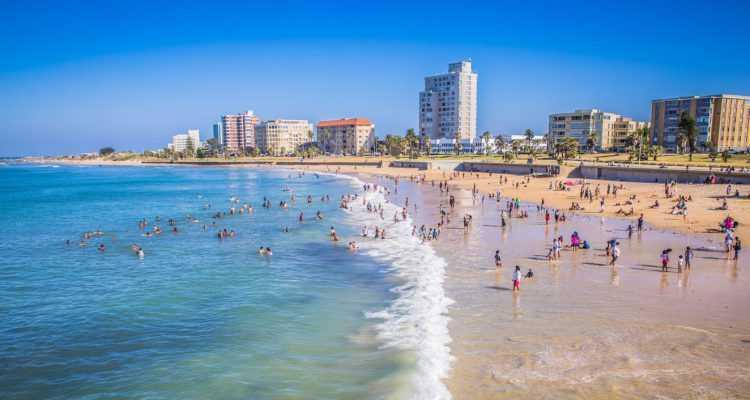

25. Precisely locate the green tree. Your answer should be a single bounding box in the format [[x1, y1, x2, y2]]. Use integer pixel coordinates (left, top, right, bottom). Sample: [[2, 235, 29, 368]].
[[494, 135, 506, 155], [385, 135, 402, 157], [721, 149, 731, 163], [554, 137, 579, 160], [678, 112, 698, 161], [99, 147, 115, 156], [503, 151, 514, 162], [649, 145, 663, 161], [524, 129, 534, 153], [404, 128, 418, 159], [510, 139, 522, 157], [453, 131, 463, 156], [481, 131, 492, 155], [707, 142, 718, 162], [419, 132, 430, 156], [586, 131, 597, 153]]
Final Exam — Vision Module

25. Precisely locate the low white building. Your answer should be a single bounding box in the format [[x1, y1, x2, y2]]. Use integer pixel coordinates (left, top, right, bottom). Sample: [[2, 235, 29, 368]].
[[169, 129, 201, 153], [430, 137, 496, 155], [501, 135, 548, 153]]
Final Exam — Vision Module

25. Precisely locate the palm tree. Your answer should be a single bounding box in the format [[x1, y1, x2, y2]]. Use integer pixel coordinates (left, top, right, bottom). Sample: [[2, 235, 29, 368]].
[[678, 112, 698, 161], [404, 128, 418, 159], [707, 142, 718, 162], [481, 131, 492, 155], [721, 149, 731, 163], [453, 131, 463, 156], [649, 145, 662, 161], [586, 132, 597, 153], [494, 134, 506, 155], [510, 139, 522, 157], [420, 132, 430, 156], [555, 137, 579, 160], [524, 129, 535, 153]]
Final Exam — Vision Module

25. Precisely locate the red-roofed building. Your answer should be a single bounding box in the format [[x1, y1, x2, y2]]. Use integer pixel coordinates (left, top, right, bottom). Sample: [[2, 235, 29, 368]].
[[316, 118, 375, 155]]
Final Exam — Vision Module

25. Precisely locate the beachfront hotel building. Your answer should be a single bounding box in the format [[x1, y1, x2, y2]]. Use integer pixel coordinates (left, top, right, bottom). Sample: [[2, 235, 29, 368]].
[[650, 94, 750, 151], [548, 109, 648, 152], [419, 60, 477, 140], [221, 111, 259, 154], [255, 119, 313, 155], [169, 129, 200, 153], [316, 118, 376, 155]]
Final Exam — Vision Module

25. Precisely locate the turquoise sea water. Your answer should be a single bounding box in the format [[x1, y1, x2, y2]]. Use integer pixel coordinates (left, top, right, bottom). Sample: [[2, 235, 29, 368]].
[[0, 164, 451, 399]]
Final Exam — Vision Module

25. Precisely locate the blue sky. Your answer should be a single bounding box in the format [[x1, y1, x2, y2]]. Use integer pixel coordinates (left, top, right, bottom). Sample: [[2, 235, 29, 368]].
[[1, 0, 749, 156]]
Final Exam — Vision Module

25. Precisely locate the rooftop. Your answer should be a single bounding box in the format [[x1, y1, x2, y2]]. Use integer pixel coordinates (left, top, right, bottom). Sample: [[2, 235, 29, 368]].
[[652, 94, 750, 102], [317, 118, 373, 128]]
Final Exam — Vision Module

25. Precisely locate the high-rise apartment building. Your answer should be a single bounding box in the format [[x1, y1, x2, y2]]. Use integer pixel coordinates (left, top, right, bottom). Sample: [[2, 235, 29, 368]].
[[221, 111, 259, 153], [212, 122, 223, 145], [548, 109, 648, 152], [419, 60, 477, 140], [255, 119, 312, 155], [316, 118, 375, 155], [650, 94, 750, 151]]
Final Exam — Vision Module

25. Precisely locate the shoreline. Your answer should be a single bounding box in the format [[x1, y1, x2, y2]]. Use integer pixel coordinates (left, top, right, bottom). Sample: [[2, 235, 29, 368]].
[[341, 169, 749, 399], [22, 157, 750, 240]]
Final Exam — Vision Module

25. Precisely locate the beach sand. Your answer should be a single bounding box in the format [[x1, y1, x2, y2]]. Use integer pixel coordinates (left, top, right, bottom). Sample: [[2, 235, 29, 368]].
[[299, 165, 750, 399], [298, 163, 750, 243]]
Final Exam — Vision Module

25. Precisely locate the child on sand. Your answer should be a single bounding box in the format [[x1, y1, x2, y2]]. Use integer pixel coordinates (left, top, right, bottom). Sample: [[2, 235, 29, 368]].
[[660, 250, 670, 272], [512, 266, 522, 291], [494, 250, 502, 268]]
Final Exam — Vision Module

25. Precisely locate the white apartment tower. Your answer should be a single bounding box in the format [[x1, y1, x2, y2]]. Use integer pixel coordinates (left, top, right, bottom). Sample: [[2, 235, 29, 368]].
[[419, 60, 478, 140], [255, 119, 312, 155]]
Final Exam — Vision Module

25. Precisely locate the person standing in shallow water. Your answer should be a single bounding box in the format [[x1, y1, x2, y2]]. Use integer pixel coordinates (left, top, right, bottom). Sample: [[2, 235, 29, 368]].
[[512, 265, 522, 291], [684, 246, 694, 269], [494, 250, 502, 269], [734, 237, 742, 261]]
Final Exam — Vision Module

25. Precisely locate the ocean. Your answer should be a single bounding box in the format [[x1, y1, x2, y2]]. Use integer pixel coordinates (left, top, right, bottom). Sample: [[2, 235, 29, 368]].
[[0, 164, 451, 399]]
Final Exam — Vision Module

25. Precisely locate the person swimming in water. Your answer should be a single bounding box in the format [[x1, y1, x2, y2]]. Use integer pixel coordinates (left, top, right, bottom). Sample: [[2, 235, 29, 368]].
[[329, 226, 339, 242]]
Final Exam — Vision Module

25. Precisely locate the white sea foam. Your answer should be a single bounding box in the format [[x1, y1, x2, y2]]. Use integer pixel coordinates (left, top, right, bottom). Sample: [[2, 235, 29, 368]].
[[334, 174, 454, 400]]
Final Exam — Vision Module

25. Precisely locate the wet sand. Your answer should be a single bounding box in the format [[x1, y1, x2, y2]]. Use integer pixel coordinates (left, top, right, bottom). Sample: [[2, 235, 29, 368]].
[[357, 173, 750, 399]]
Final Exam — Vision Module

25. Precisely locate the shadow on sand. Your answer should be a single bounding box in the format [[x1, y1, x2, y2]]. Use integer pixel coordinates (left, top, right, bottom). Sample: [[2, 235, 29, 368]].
[[485, 285, 512, 291]]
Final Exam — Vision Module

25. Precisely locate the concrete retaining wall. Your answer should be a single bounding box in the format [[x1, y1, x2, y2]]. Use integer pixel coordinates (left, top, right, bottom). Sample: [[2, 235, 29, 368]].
[[580, 165, 750, 184], [275, 161, 382, 167], [460, 162, 559, 175], [389, 161, 432, 170]]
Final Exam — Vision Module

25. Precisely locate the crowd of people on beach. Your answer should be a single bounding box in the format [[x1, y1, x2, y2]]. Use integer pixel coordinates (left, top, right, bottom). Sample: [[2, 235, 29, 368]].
[[67, 164, 744, 302]]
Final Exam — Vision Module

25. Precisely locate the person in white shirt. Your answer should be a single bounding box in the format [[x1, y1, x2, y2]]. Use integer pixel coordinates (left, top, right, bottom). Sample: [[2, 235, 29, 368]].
[[610, 242, 620, 266], [512, 266, 523, 291]]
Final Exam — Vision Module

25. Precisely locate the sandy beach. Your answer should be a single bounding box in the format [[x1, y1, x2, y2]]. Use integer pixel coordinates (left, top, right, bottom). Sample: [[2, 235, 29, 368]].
[[294, 163, 750, 399], [293, 163, 750, 241]]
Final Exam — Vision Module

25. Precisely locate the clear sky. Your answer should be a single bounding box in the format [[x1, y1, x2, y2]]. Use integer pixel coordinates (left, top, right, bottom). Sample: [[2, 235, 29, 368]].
[[1, 0, 749, 156]]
